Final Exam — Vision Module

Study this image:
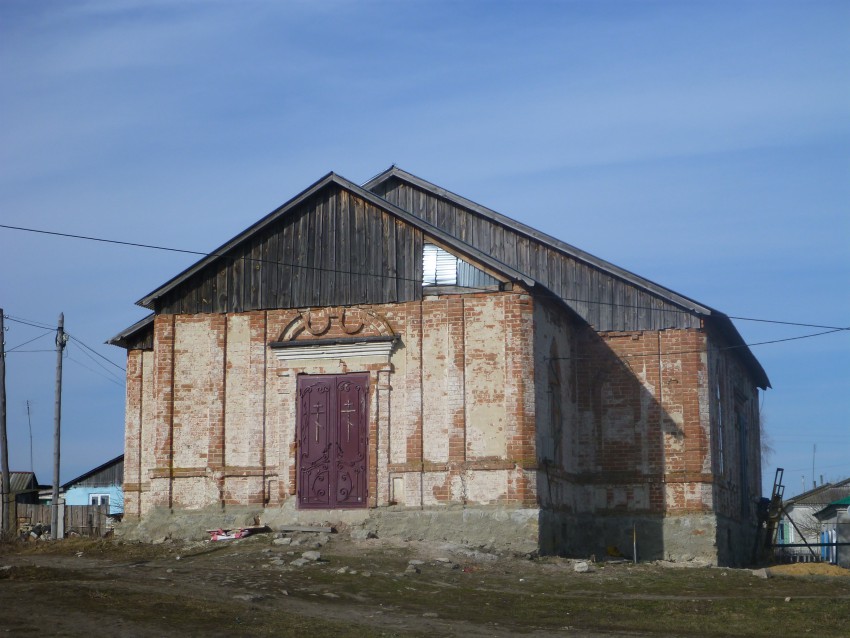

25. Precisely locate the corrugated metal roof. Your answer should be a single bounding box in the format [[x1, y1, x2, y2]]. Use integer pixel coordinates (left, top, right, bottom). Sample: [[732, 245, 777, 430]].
[[9, 472, 38, 494]]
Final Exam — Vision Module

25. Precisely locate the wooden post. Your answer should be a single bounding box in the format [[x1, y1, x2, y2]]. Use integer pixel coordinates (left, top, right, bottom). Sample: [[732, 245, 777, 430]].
[[51, 313, 66, 540], [0, 309, 12, 539]]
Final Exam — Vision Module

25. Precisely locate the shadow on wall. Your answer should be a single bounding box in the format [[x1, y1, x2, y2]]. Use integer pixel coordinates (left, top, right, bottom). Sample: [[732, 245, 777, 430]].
[[534, 320, 753, 565]]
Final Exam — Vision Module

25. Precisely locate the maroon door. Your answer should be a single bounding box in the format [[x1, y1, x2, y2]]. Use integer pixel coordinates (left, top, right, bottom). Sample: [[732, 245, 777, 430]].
[[297, 374, 369, 509]]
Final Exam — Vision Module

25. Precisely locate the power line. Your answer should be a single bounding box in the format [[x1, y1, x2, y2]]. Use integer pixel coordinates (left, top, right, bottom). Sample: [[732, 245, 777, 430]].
[[66, 355, 124, 387], [547, 327, 846, 362], [67, 335, 125, 373], [5, 330, 53, 353], [2, 314, 55, 331], [67, 342, 124, 381], [2, 224, 848, 331]]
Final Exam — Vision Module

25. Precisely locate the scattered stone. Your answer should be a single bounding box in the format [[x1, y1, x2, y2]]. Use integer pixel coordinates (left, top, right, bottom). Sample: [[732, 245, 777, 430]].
[[270, 559, 286, 566], [573, 561, 593, 573], [752, 568, 770, 580], [785, 597, 792, 603], [0, 566, 12, 572], [404, 564, 420, 575], [350, 529, 377, 540], [233, 594, 264, 602], [75, 552, 84, 557], [322, 592, 340, 599], [455, 548, 499, 562], [361, 571, 371, 577], [273, 537, 292, 546], [316, 533, 330, 546], [423, 612, 439, 618], [302, 550, 321, 562], [408, 559, 425, 566], [290, 539, 302, 547], [166, 568, 174, 574], [290, 558, 309, 567], [336, 567, 349, 575]]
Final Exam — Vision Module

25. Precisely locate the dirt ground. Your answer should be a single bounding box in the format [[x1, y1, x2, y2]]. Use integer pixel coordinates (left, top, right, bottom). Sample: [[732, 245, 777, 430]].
[[2, 529, 849, 637]]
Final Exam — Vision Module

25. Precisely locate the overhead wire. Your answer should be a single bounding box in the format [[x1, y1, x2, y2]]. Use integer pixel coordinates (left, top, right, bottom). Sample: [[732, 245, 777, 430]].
[[0, 224, 850, 342], [2, 224, 848, 335], [5, 330, 54, 353]]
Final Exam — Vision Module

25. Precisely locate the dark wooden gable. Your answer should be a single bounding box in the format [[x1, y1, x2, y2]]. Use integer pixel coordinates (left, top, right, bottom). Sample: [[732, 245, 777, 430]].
[[152, 184, 425, 315], [369, 172, 704, 333]]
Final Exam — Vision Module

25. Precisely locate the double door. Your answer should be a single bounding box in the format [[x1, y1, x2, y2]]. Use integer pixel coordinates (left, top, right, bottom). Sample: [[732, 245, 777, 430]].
[[296, 374, 369, 509]]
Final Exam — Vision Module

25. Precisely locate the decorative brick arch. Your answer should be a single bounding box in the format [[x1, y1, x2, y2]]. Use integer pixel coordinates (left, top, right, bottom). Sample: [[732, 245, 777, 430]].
[[278, 307, 395, 343]]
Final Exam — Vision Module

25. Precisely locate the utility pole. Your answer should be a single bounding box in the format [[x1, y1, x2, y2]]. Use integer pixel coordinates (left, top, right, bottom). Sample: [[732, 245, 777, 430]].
[[51, 313, 66, 540], [0, 309, 12, 539]]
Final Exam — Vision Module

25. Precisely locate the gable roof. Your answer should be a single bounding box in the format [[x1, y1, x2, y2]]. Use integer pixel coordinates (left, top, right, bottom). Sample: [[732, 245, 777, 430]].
[[135, 172, 534, 311], [61, 454, 124, 490], [365, 166, 712, 314], [364, 166, 769, 389], [786, 478, 850, 507], [9, 471, 39, 494]]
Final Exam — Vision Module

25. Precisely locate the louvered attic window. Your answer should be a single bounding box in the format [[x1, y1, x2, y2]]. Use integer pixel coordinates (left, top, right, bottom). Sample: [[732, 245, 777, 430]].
[[422, 243, 500, 288]]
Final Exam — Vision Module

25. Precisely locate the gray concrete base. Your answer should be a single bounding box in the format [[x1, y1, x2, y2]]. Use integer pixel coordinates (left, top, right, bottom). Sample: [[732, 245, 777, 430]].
[[117, 502, 753, 566], [363, 506, 540, 554], [539, 510, 721, 564]]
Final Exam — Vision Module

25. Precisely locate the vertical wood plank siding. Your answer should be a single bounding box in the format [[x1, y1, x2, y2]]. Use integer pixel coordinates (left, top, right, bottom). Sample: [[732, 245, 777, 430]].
[[376, 179, 700, 332], [156, 186, 424, 314]]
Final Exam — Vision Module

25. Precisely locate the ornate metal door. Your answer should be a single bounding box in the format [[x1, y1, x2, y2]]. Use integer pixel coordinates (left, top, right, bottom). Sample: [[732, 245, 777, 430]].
[[297, 374, 368, 509]]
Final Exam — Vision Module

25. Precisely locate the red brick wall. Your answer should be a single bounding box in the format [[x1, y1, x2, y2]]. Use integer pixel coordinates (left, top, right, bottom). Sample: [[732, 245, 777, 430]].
[[124, 289, 540, 516]]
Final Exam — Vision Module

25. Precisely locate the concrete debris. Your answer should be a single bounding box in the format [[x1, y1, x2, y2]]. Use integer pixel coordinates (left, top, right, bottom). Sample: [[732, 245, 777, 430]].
[[301, 550, 321, 561], [751, 568, 770, 580], [573, 561, 594, 573], [404, 564, 421, 574], [408, 559, 425, 566], [272, 538, 292, 546], [277, 525, 334, 534], [290, 558, 309, 567]]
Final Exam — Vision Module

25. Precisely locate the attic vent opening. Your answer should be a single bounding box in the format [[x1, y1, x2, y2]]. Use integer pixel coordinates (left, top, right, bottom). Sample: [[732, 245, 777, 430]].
[[422, 243, 500, 289], [423, 243, 457, 286]]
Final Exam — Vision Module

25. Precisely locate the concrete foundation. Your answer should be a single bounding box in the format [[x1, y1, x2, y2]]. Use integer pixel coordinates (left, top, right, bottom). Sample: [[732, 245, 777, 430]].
[[539, 510, 724, 564]]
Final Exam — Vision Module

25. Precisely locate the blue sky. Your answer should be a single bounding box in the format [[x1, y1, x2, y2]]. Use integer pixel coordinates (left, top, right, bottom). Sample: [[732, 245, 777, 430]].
[[1, 0, 847, 496]]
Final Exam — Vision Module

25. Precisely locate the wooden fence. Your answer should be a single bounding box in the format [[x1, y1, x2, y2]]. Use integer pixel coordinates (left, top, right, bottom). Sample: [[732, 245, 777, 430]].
[[15, 503, 111, 538]]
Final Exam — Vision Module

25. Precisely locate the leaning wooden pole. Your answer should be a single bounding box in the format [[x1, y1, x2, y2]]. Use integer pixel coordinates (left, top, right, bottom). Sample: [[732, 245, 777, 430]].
[[51, 313, 66, 540], [0, 309, 12, 539]]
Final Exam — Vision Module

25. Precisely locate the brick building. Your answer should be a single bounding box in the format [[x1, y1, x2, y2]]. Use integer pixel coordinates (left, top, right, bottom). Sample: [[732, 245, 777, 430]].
[[110, 167, 769, 565]]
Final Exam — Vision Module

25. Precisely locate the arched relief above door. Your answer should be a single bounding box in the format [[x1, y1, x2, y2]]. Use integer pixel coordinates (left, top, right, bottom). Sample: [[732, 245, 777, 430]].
[[279, 307, 395, 342], [270, 307, 398, 362]]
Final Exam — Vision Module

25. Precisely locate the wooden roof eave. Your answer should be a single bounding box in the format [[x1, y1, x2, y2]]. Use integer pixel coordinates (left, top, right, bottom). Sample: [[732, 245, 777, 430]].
[[134, 173, 535, 312], [106, 313, 155, 348], [706, 312, 771, 390]]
